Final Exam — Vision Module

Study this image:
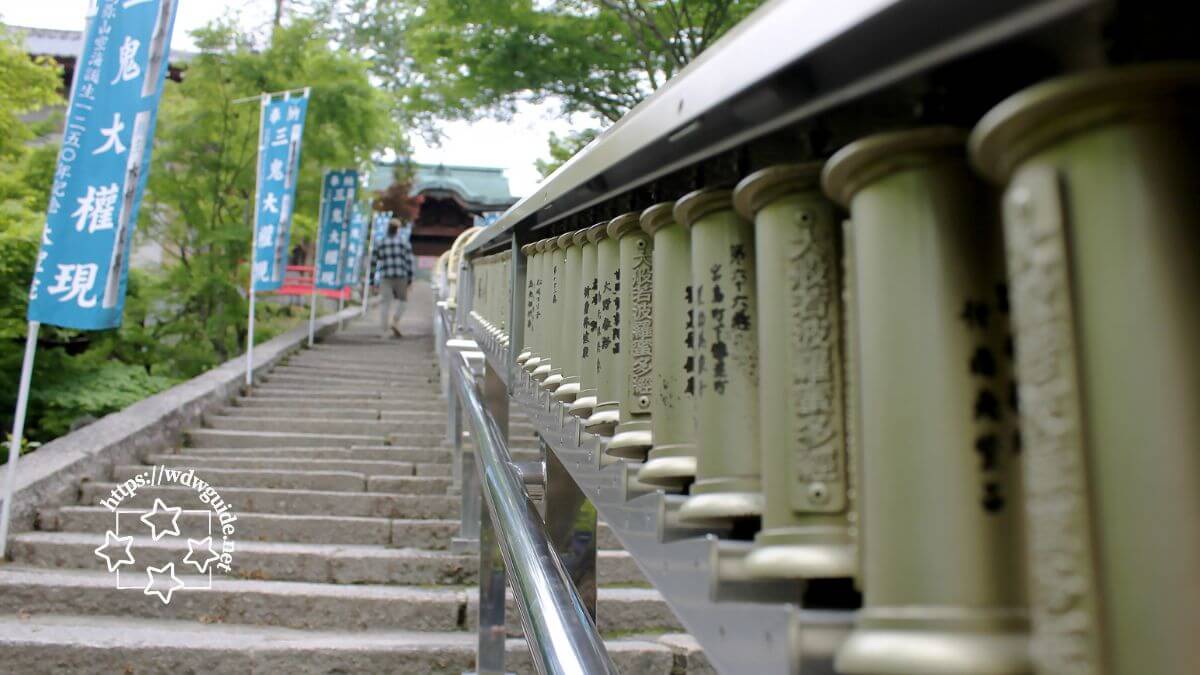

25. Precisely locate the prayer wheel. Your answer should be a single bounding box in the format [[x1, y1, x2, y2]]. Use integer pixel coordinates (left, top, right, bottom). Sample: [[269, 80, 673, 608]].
[[823, 127, 1029, 674], [970, 64, 1200, 675], [567, 224, 606, 418], [552, 231, 584, 402], [531, 239, 556, 382], [635, 203, 698, 490], [607, 211, 656, 459], [538, 237, 564, 390], [584, 217, 624, 435], [522, 242, 545, 373], [676, 189, 764, 523], [517, 242, 536, 365], [734, 163, 856, 580]]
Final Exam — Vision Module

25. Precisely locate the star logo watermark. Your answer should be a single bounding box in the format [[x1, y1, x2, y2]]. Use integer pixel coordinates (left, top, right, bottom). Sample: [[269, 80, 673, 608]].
[[92, 465, 239, 605]]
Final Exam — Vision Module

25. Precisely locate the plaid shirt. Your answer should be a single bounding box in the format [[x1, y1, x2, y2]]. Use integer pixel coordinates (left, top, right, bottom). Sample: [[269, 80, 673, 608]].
[[372, 234, 414, 281]]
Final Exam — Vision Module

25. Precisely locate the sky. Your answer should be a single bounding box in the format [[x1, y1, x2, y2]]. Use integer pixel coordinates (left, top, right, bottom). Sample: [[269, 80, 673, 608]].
[[0, 0, 590, 198]]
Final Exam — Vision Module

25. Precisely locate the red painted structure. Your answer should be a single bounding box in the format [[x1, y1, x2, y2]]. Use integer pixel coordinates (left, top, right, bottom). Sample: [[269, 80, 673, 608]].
[[275, 265, 353, 300]]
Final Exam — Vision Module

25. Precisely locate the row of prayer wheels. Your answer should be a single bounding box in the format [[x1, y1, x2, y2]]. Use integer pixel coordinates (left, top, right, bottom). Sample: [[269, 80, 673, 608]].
[[467, 250, 512, 348], [478, 65, 1200, 674]]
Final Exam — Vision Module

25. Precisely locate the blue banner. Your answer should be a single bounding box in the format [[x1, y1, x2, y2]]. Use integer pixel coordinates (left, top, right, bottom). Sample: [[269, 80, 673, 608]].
[[27, 0, 179, 330], [252, 93, 309, 292], [314, 169, 358, 291], [342, 205, 367, 287]]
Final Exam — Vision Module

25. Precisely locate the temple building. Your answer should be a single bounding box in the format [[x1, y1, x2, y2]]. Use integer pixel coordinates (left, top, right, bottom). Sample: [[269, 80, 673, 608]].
[[369, 162, 518, 258]]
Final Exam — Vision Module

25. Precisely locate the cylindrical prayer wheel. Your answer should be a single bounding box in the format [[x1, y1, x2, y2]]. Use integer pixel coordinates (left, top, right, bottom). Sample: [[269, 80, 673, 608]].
[[584, 219, 623, 435], [522, 242, 545, 372], [567, 224, 606, 418], [676, 189, 764, 523], [517, 243, 536, 364], [823, 127, 1029, 674], [733, 163, 856, 580], [553, 231, 584, 402], [531, 239, 556, 381], [607, 211, 656, 459], [636, 203, 699, 490], [536, 238, 562, 387], [970, 65, 1200, 675]]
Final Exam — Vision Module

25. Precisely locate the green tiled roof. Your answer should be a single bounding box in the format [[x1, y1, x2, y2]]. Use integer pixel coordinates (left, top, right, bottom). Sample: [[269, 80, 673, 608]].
[[369, 161, 516, 210]]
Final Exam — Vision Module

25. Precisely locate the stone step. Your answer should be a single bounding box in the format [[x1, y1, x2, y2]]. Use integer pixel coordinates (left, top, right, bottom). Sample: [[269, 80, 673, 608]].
[[365, 476, 452, 495], [9, 532, 476, 585], [0, 567, 462, 631], [79, 483, 458, 519], [279, 361, 439, 378], [207, 413, 446, 437], [270, 365, 435, 383], [10, 533, 643, 586], [179, 446, 450, 463], [202, 414, 412, 437], [184, 428, 386, 448], [233, 396, 444, 412], [261, 373, 438, 389], [0, 614, 675, 674], [247, 386, 441, 402], [0, 567, 677, 635], [111, 465, 369, 492], [43, 506, 396, 545], [143, 454, 418, 477], [218, 406, 383, 420]]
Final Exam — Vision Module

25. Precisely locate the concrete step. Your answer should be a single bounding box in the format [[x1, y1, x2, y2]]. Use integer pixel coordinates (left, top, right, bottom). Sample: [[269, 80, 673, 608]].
[[233, 396, 445, 412], [79, 483, 458, 519], [365, 476, 452, 495], [204, 410, 444, 437], [0, 567, 462, 631], [43, 506, 396, 545], [0, 614, 676, 674], [202, 414, 412, 437], [218, 405, 383, 420], [179, 446, 450, 463], [270, 365, 435, 383], [261, 373, 438, 389], [184, 428, 386, 448], [247, 386, 442, 402], [279, 361, 439, 377], [11, 533, 642, 586], [9, 532, 477, 585], [466, 586, 684, 636], [112, 465, 368, 492], [143, 454, 418, 477]]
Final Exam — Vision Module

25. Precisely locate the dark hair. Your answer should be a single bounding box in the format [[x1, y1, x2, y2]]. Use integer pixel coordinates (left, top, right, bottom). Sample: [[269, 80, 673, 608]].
[[387, 219, 401, 236]]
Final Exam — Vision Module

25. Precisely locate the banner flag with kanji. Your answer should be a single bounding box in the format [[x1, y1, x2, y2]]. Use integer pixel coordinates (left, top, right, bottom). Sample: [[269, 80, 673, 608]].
[[252, 93, 310, 292], [27, 0, 180, 330], [314, 169, 358, 291]]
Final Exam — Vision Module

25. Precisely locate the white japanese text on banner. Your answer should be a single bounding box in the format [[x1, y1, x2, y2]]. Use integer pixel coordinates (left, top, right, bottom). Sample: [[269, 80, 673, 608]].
[[314, 169, 358, 291], [342, 204, 367, 287], [27, 0, 179, 330], [252, 94, 309, 291]]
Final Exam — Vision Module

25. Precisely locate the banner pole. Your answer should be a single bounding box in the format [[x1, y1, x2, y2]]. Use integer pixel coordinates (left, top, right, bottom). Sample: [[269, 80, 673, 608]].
[[0, 321, 42, 559], [360, 214, 376, 317], [245, 92, 269, 386], [309, 170, 329, 348]]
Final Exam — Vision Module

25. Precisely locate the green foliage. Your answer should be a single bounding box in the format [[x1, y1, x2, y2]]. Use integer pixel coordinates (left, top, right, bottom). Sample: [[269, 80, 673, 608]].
[[139, 17, 395, 369], [325, 0, 766, 125], [0, 25, 62, 160], [535, 127, 600, 177], [1, 19, 391, 446]]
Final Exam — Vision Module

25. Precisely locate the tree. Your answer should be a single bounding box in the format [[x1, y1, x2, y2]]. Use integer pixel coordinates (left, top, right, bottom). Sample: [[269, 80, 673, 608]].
[[323, 0, 766, 127], [138, 18, 398, 371], [535, 127, 600, 177]]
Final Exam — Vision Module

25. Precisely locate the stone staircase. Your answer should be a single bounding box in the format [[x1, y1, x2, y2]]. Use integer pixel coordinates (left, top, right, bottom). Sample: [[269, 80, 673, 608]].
[[0, 285, 710, 673]]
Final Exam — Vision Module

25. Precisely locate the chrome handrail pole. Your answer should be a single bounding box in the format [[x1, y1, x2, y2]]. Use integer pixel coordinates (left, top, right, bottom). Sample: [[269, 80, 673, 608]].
[[451, 351, 618, 675]]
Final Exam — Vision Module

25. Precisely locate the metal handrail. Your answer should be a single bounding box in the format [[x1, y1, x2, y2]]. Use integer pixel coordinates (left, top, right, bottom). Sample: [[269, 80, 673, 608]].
[[449, 350, 618, 675]]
